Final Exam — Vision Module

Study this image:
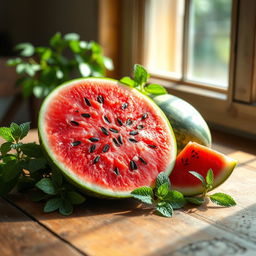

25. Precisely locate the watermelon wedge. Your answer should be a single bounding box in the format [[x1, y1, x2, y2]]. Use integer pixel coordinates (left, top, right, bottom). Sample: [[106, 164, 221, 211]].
[[170, 142, 237, 196], [38, 78, 177, 198]]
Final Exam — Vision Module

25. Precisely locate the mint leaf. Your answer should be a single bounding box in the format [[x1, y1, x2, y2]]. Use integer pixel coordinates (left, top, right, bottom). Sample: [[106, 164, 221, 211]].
[[10, 122, 21, 141], [6, 58, 22, 66], [2, 161, 21, 182], [134, 64, 149, 85], [27, 158, 47, 172], [44, 197, 62, 213], [20, 143, 43, 158], [19, 122, 30, 140], [67, 191, 86, 205], [186, 197, 205, 205], [206, 168, 214, 186], [79, 63, 91, 77], [36, 178, 57, 195], [120, 77, 136, 87], [0, 142, 12, 155], [164, 190, 186, 209], [210, 193, 236, 207], [52, 170, 63, 187], [145, 84, 167, 95], [189, 171, 206, 186], [0, 127, 14, 142], [15, 43, 35, 57], [59, 199, 73, 216], [155, 172, 170, 189], [156, 202, 173, 217], [157, 182, 170, 198], [103, 56, 114, 70], [131, 186, 154, 204], [64, 33, 80, 41]]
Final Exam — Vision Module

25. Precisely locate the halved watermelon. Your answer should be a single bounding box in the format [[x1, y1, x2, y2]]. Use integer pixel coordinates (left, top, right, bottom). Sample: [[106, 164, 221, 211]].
[[170, 142, 237, 196], [38, 78, 177, 198]]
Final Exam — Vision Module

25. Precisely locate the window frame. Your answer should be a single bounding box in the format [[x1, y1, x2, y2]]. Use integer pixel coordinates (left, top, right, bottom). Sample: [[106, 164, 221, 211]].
[[98, 0, 256, 137]]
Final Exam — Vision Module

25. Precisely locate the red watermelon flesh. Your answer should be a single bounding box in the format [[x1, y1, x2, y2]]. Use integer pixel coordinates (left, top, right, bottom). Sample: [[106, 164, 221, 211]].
[[170, 142, 237, 196], [39, 78, 177, 198]]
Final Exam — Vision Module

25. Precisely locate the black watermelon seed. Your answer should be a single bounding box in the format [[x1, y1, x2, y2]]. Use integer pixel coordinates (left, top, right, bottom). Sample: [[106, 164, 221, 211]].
[[117, 135, 123, 144], [141, 113, 148, 120], [89, 137, 100, 142], [71, 141, 81, 146], [116, 118, 123, 126], [84, 97, 91, 106], [113, 138, 120, 147], [129, 138, 138, 143], [137, 125, 144, 130], [126, 119, 133, 126], [130, 160, 137, 170], [148, 144, 157, 149], [139, 157, 147, 164], [93, 156, 100, 164], [89, 144, 96, 153], [81, 113, 91, 118], [70, 120, 79, 126], [97, 95, 104, 104], [109, 128, 119, 133], [104, 115, 111, 124], [75, 110, 79, 113], [114, 167, 120, 175], [101, 127, 109, 136], [102, 144, 110, 153], [121, 102, 128, 110], [129, 130, 139, 136]]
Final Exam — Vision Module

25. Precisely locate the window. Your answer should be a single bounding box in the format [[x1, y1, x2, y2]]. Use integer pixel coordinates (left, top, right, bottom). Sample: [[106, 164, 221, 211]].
[[99, 0, 256, 137]]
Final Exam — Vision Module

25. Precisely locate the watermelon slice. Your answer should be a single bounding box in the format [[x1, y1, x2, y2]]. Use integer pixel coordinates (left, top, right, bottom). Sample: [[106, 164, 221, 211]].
[[38, 78, 177, 198], [170, 142, 237, 196]]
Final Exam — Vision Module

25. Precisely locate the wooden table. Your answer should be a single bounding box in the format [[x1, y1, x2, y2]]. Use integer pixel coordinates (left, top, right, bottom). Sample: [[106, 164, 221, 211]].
[[1, 130, 256, 256]]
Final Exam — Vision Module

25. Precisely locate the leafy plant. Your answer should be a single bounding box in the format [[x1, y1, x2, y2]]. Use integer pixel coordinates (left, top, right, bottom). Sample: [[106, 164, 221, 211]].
[[120, 64, 167, 96], [0, 122, 85, 215], [7, 32, 113, 98]]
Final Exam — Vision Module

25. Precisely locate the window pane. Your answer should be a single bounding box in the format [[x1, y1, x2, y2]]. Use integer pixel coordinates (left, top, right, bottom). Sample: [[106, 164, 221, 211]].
[[187, 0, 232, 88], [144, 0, 184, 78]]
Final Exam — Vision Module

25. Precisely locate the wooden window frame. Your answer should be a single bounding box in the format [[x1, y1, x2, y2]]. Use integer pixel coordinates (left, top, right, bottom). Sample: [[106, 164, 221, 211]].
[[98, 0, 256, 138]]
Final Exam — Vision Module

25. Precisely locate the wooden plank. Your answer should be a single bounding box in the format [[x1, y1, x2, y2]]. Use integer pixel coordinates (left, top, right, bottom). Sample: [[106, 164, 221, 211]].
[[0, 198, 82, 256]]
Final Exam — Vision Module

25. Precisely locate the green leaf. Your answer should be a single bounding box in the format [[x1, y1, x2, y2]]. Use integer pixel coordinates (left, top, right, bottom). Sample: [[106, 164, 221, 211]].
[[20, 143, 43, 158], [27, 158, 47, 172], [145, 84, 167, 95], [69, 40, 80, 53], [0, 142, 12, 155], [56, 69, 64, 79], [44, 197, 62, 213], [134, 64, 149, 85], [189, 171, 206, 186], [0, 127, 14, 142], [11, 142, 23, 149], [120, 77, 136, 87], [16, 63, 27, 74], [15, 43, 35, 57], [19, 122, 30, 140], [131, 186, 154, 204], [156, 202, 173, 217], [6, 58, 22, 66], [186, 197, 205, 205], [79, 41, 88, 49], [157, 182, 170, 198], [79, 63, 91, 77], [10, 122, 21, 141], [36, 178, 57, 195], [50, 32, 62, 48], [41, 48, 52, 61], [22, 78, 34, 98], [103, 57, 114, 70], [210, 193, 236, 207], [206, 168, 214, 186], [164, 190, 186, 209], [0, 175, 19, 196], [2, 160, 21, 182], [64, 33, 80, 41], [155, 172, 170, 190], [51, 170, 63, 187], [67, 191, 86, 205], [59, 199, 73, 216]]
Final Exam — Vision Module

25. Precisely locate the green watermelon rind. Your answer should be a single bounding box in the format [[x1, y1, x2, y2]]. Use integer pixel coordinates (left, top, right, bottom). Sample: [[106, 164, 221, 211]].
[[171, 143, 238, 196], [38, 77, 177, 198]]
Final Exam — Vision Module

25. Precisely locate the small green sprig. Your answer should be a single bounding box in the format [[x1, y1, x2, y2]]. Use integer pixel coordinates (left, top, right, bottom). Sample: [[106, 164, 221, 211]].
[[120, 64, 167, 96], [0, 122, 86, 215], [187, 169, 236, 207], [131, 172, 186, 217]]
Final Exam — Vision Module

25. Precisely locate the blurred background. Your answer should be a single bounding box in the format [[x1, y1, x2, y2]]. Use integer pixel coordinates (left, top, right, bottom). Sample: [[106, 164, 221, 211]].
[[0, 0, 255, 137]]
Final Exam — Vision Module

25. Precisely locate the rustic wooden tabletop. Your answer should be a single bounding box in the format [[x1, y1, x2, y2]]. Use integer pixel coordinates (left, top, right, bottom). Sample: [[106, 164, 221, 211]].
[[1, 129, 256, 256]]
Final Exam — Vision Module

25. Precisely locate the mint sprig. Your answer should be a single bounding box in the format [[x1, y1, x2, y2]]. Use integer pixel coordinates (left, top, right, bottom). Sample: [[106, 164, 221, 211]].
[[187, 169, 236, 207], [0, 122, 86, 216], [131, 172, 186, 218], [120, 64, 167, 96]]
